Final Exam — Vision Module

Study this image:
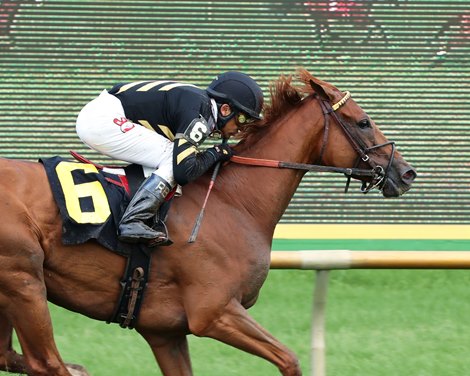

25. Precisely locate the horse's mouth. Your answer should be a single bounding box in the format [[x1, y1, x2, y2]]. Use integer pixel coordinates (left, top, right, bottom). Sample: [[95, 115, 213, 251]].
[[381, 178, 413, 198], [377, 164, 417, 198]]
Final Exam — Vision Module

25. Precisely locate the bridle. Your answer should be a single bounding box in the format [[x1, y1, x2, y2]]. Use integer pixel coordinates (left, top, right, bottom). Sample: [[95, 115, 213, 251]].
[[315, 90, 395, 193], [230, 90, 396, 194]]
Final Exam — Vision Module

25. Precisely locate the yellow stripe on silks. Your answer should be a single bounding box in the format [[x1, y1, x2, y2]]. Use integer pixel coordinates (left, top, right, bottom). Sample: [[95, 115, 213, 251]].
[[138, 120, 155, 131], [116, 81, 149, 94], [137, 81, 171, 92], [138, 121, 175, 141], [159, 83, 197, 91], [157, 125, 175, 140], [176, 146, 197, 165]]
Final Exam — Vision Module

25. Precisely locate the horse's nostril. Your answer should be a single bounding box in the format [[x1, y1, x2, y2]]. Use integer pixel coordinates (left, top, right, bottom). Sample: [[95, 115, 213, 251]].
[[402, 169, 417, 182]]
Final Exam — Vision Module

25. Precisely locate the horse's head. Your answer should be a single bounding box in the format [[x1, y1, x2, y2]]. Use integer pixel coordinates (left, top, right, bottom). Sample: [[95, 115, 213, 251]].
[[304, 71, 416, 197], [234, 69, 416, 198]]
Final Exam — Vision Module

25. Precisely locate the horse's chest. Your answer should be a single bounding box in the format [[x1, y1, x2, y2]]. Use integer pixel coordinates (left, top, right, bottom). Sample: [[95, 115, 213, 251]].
[[240, 252, 271, 306]]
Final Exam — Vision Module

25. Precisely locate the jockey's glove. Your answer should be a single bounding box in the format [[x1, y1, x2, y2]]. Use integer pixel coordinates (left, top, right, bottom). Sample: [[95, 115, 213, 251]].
[[207, 143, 233, 162]]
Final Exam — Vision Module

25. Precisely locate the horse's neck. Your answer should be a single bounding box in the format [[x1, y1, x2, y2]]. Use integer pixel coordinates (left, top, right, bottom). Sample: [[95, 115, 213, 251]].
[[225, 103, 323, 231]]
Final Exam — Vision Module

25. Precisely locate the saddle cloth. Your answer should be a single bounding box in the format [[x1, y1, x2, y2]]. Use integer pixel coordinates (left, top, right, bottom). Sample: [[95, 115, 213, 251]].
[[40, 156, 145, 256]]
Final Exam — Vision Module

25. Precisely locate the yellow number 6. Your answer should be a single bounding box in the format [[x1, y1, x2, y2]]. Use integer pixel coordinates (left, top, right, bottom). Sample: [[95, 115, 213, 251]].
[[56, 162, 111, 224]]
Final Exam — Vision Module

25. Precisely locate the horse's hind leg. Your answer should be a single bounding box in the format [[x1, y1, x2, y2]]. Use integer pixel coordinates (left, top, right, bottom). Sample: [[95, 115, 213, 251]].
[[3, 276, 71, 375], [0, 238, 72, 375], [0, 314, 27, 373], [189, 298, 301, 376], [0, 313, 89, 376], [142, 334, 193, 376]]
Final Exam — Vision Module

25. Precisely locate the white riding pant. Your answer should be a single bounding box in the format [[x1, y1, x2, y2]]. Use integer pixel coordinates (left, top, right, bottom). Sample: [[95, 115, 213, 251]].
[[76, 90, 176, 186]]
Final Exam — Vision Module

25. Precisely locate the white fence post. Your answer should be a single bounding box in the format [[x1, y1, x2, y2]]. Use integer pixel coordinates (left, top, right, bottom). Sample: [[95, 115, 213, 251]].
[[270, 250, 470, 376], [312, 270, 329, 376]]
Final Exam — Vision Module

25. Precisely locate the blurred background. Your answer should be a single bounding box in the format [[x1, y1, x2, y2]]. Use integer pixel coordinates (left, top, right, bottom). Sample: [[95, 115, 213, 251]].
[[1, 0, 468, 225], [1, 2, 469, 375]]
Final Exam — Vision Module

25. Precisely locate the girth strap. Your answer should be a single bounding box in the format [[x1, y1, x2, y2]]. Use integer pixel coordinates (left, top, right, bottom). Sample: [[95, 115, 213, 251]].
[[107, 245, 152, 329]]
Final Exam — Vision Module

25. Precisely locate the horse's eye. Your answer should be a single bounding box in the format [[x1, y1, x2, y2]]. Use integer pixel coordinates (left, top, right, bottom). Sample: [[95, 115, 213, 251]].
[[358, 119, 371, 129]]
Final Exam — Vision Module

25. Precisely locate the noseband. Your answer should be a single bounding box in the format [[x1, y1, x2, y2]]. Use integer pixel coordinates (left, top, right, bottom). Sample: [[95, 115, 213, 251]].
[[316, 91, 395, 193]]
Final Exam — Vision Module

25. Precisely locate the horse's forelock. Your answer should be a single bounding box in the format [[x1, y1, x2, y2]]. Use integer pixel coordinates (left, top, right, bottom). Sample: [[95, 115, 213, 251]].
[[265, 74, 304, 122]]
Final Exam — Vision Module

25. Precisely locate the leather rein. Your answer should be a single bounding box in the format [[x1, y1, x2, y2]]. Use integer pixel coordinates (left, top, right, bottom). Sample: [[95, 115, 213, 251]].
[[230, 90, 395, 194]]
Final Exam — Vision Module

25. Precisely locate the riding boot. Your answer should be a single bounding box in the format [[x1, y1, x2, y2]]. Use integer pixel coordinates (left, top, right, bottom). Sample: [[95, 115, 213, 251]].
[[118, 174, 172, 246]]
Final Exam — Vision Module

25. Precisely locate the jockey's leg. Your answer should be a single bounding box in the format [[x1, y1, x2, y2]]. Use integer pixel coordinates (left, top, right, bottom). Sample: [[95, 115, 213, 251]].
[[118, 173, 174, 245], [76, 89, 176, 246]]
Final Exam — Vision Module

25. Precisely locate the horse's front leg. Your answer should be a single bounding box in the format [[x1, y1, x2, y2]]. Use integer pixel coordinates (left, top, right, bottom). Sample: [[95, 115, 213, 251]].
[[140, 333, 193, 376], [0, 314, 27, 373], [188, 298, 302, 376]]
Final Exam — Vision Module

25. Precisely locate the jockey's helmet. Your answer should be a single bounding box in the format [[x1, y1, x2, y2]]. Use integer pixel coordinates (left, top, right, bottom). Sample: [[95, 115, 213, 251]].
[[207, 71, 264, 128]]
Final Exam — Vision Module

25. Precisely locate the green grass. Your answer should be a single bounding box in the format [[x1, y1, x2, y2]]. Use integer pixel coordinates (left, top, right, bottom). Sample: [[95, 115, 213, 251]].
[[326, 268, 470, 376], [5, 240, 470, 375]]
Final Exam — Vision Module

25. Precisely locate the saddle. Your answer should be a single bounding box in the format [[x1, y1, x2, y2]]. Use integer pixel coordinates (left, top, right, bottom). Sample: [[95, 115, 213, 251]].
[[40, 152, 176, 329]]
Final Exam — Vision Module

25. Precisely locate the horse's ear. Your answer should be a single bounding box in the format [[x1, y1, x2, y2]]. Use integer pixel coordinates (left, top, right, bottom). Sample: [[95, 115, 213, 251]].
[[309, 79, 330, 101]]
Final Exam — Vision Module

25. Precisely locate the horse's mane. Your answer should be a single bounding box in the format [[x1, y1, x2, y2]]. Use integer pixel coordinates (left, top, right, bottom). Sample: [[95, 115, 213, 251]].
[[236, 68, 319, 141]]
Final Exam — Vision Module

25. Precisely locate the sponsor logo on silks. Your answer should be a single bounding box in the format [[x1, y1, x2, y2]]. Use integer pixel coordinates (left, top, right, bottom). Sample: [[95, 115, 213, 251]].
[[113, 117, 135, 133]]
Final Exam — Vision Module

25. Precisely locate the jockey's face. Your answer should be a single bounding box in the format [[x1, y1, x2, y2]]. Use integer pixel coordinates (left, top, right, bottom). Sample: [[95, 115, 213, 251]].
[[219, 104, 239, 139], [221, 117, 239, 139]]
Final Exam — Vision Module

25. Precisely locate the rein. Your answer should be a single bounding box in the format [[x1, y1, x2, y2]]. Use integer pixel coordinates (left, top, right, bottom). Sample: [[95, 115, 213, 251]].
[[229, 155, 378, 178], [231, 89, 395, 193]]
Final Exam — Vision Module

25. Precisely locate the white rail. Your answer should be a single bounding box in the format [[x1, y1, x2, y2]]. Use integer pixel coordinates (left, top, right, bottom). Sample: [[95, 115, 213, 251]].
[[270, 250, 470, 376]]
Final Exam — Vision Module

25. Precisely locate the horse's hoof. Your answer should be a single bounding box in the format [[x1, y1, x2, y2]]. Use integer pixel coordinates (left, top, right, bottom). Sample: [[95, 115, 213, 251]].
[[66, 363, 91, 376]]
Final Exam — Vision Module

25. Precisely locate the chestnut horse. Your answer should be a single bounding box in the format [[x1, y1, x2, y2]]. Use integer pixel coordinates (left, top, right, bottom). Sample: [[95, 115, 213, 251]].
[[0, 69, 416, 376]]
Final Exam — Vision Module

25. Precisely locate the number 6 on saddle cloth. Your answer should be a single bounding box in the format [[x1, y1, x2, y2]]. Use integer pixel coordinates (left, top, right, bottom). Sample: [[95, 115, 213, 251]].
[[40, 155, 175, 256]]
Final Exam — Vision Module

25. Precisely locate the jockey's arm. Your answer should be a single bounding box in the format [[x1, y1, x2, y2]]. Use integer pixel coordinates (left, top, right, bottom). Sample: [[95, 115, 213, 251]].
[[172, 117, 230, 185], [172, 139, 220, 185]]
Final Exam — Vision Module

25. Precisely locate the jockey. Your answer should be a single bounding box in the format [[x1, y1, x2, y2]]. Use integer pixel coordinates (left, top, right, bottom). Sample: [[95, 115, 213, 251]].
[[76, 71, 264, 246]]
